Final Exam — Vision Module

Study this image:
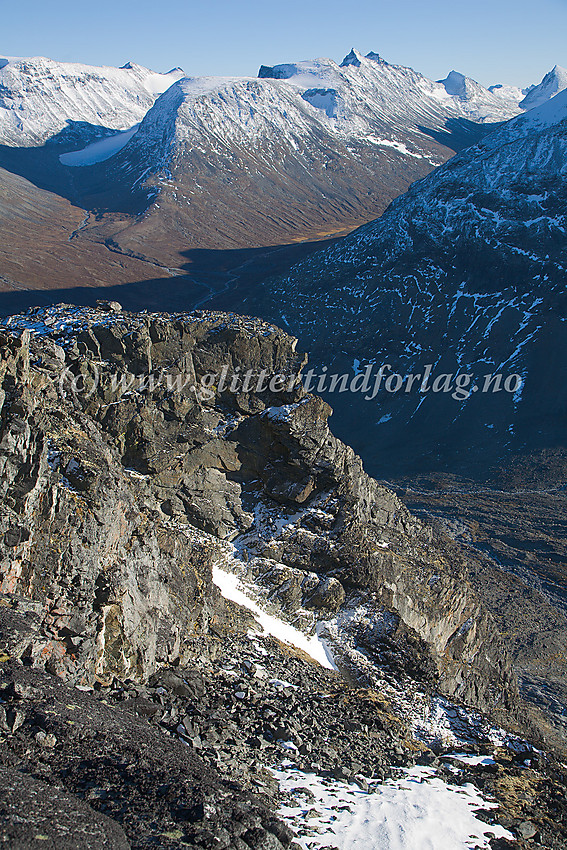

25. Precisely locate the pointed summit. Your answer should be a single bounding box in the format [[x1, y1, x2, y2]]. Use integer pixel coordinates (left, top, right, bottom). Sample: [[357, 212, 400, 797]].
[[439, 70, 468, 97], [437, 70, 498, 106], [365, 51, 385, 64], [340, 48, 364, 68], [520, 65, 567, 110]]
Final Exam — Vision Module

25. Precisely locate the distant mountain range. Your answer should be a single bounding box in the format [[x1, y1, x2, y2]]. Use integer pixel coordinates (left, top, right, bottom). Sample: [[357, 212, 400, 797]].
[[0, 56, 184, 146], [1, 49, 565, 289]]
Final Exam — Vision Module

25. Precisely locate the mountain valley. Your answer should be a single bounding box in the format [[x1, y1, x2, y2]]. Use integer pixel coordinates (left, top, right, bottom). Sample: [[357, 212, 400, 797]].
[[1, 41, 567, 850]]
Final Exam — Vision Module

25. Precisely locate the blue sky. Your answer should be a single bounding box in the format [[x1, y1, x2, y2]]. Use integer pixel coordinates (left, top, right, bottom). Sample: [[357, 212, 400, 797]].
[[2, 0, 566, 88]]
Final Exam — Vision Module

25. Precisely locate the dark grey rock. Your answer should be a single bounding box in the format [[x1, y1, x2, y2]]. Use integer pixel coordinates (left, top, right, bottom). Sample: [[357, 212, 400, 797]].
[[0, 764, 130, 849]]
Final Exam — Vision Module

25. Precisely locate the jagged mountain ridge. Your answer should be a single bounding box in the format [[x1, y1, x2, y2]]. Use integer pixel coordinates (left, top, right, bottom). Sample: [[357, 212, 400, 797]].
[[0, 47, 530, 153], [0, 48, 563, 284], [233, 88, 567, 478], [258, 48, 523, 125], [2, 47, 567, 847]]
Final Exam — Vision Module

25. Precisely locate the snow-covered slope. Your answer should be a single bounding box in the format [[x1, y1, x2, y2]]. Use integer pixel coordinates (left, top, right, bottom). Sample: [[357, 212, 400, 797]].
[[520, 64, 567, 110], [509, 86, 567, 130], [239, 90, 567, 477], [102, 48, 494, 175], [0, 55, 184, 146], [58, 124, 141, 166]]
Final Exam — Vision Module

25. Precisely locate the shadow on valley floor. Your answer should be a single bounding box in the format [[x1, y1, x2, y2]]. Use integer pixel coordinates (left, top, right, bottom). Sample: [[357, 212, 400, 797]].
[[416, 117, 501, 153], [0, 121, 150, 213], [0, 238, 338, 319]]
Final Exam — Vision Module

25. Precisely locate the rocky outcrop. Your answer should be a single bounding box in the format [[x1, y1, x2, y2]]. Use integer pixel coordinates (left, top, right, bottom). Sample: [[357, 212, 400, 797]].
[[0, 303, 517, 724], [0, 323, 218, 685]]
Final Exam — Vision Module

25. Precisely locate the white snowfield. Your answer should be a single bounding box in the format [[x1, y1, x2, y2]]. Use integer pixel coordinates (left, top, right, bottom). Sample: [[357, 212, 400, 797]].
[[273, 764, 514, 850], [59, 124, 140, 166], [212, 565, 337, 670], [0, 56, 184, 146], [438, 69, 526, 119]]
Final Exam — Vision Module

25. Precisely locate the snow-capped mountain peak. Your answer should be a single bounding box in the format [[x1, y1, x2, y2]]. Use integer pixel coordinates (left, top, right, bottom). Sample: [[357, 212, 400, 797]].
[[436, 70, 525, 118], [365, 51, 386, 64], [439, 70, 473, 98], [80, 46, 542, 260], [255, 48, 526, 129], [340, 47, 365, 67], [1, 47, 547, 153], [488, 82, 528, 102], [520, 64, 567, 110]]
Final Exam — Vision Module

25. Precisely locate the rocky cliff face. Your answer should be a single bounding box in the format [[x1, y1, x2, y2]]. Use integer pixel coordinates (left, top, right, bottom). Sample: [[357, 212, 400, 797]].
[[4, 303, 567, 849], [0, 303, 516, 721]]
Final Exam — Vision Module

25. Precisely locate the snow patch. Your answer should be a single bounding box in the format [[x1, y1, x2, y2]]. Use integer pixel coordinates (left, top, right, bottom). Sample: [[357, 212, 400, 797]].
[[367, 137, 423, 158], [447, 753, 497, 767], [212, 566, 337, 670], [59, 124, 140, 166], [273, 764, 514, 849]]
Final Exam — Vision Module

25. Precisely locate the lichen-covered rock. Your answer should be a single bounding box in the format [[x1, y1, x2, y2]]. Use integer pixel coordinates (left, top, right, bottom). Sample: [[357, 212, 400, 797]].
[[304, 577, 346, 613]]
